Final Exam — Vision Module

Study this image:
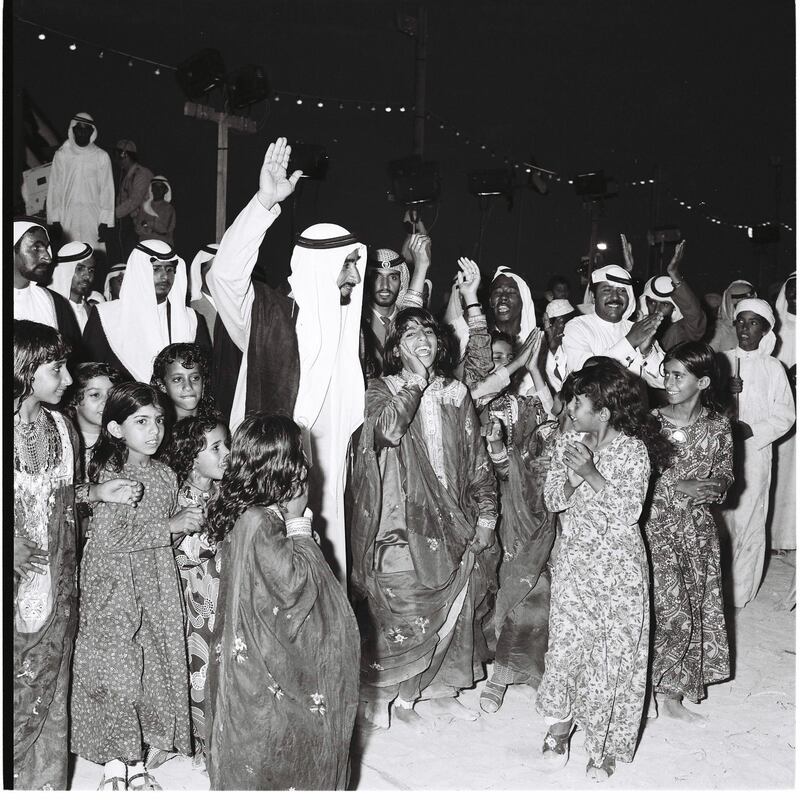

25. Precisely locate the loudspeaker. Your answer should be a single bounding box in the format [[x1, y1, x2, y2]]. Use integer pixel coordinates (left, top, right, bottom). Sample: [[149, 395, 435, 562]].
[[175, 49, 226, 100], [389, 157, 440, 204], [228, 65, 270, 109]]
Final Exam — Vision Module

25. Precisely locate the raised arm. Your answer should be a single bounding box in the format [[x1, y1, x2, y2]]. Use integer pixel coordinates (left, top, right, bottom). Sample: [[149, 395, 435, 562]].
[[206, 137, 302, 352]]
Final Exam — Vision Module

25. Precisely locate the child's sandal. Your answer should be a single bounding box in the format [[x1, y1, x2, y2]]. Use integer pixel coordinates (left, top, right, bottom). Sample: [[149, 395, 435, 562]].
[[479, 680, 507, 713], [540, 725, 572, 770], [97, 775, 127, 791], [586, 756, 616, 781], [126, 771, 162, 791]]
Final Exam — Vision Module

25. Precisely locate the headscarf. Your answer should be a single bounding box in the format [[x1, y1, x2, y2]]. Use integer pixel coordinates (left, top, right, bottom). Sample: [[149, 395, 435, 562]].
[[719, 280, 755, 325], [735, 298, 777, 356], [63, 112, 98, 155], [142, 174, 173, 218], [189, 244, 219, 302], [774, 272, 796, 367], [51, 241, 93, 300], [88, 290, 105, 305], [543, 298, 575, 328], [366, 247, 410, 308], [103, 264, 126, 301], [14, 217, 50, 250], [491, 266, 537, 335], [288, 224, 366, 437], [637, 275, 684, 322], [97, 240, 197, 381], [590, 264, 636, 320]]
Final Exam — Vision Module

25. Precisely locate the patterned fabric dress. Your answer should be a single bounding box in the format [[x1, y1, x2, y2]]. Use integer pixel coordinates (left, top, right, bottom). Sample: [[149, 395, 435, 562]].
[[175, 483, 219, 758], [538, 430, 651, 764], [71, 460, 192, 764], [13, 410, 79, 790], [206, 506, 360, 790], [644, 408, 732, 701]]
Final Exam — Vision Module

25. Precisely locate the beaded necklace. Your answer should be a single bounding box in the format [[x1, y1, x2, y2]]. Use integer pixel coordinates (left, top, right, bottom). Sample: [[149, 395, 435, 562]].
[[14, 409, 62, 474]]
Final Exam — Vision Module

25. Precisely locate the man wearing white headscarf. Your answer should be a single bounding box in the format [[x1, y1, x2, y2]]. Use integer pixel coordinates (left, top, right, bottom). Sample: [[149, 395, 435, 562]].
[[46, 112, 115, 256], [770, 273, 796, 554], [103, 264, 126, 301], [13, 217, 82, 350], [708, 279, 756, 352], [82, 239, 210, 382], [722, 298, 795, 607], [134, 175, 176, 245], [542, 298, 575, 392], [208, 137, 366, 582], [189, 244, 220, 344], [562, 264, 665, 387], [51, 241, 95, 332]]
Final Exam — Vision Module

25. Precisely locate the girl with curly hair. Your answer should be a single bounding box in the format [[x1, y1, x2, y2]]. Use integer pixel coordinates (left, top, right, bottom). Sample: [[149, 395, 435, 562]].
[[71, 382, 203, 790], [537, 357, 672, 781], [204, 414, 359, 790], [150, 342, 216, 425], [644, 342, 733, 723], [158, 414, 230, 770]]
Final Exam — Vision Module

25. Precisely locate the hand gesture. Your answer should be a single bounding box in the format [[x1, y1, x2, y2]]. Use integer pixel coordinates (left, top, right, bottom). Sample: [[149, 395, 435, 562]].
[[256, 137, 303, 210], [626, 314, 662, 351], [283, 488, 309, 520], [666, 240, 686, 283], [456, 257, 481, 304], [169, 506, 205, 534], [729, 377, 743, 395], [620, 233, 634, 272], [736, 421, 753, 440], [677, 478, 722, 504], [469, 524, 495, 554], [485, 415, 505, 445], [563, 440, 597, 479], [566, 467, 584, 488], [407, 233, 432, 272], [95, 478, 144, 507], [14, 537, 48, 579], [399, 340, 430, 382]]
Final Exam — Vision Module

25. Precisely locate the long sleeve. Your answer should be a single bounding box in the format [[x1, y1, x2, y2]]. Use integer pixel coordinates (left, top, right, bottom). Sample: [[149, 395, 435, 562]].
[[461, 311, 493, 390], [562, 318, 641, 375], [368, 377, 425, 448], [462, 397, 498, 526], [471, 366, 511, 406], [544, 431, 577, 512], [750, 361, 795, 450], [115, 164, 153, 218], [46, 150, 66, 223], [96, 150, 116, 227], [206, 195, 281, 353], [713, 416, 735, 497], [664, 281, 706, 347]]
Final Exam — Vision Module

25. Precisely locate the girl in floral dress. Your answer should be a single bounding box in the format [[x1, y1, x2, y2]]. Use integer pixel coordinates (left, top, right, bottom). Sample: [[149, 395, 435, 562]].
[[13, 322, 140, 790], [645, 342, 732, 720], [204, 414, 360, 790], [70, 382, 204, 790], [159, 414, 230, 769], [538, 358, 673, 781]]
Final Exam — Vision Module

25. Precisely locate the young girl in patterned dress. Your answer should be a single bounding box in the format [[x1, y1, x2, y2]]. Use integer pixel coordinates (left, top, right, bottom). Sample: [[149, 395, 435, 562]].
[[70, 383, 204, 790], [538, 358, 673, 781], [645, 342, 732, 721], [159, 414, 230, 770]]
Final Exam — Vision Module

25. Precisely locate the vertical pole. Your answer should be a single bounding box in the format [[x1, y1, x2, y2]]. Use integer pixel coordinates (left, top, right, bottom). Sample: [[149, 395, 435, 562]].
[[216, 116, 228, 241], [412, 3, 428, 157]]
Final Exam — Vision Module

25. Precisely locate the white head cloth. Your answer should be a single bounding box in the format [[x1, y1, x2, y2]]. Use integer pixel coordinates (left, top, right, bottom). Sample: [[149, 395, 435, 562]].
[[590, 264, 636, 320], [366, 248, 410, 307], [775, 272, 796, 323], [88, 290, 106, 304], [735, 297, 777, 356], [543, 298, 575, 325], [103, 264, 126, 301], [774, 272, 796, 367], [64, 112, 99, 155], [189, 244, 219, 302], [14, 218, 50, 249], [142, 174, 173, 218], [97, 240, 197, 381], [51, 241, 93, 300], [288, 223, 366, 436], [719, 279, 755, 323], [491, 266, 537, 336], [637, 275, 683, 322]]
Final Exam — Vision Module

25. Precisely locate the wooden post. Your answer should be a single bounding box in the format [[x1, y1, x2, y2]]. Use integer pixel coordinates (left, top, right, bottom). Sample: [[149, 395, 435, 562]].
[[216, 116, 228, 241]]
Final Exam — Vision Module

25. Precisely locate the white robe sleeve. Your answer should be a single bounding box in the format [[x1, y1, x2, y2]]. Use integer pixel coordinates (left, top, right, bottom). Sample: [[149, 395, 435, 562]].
[[206, 195, 281, 353], [751, 360, 795, 450], [97, 150, 116, 228], [46, 150, 66, 224]]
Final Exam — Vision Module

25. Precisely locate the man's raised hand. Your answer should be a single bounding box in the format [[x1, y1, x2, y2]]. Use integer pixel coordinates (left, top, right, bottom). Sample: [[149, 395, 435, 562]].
[[256, 137, 303, 211]]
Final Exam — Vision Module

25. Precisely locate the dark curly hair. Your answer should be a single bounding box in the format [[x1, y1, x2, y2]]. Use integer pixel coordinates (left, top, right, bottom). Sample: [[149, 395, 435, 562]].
[[159, 413, 229, 487], [662, 341, 722, 411], [569, 357, 674, 471], [150, 342, 216, 420], [13, 320, 71, 409], [383, 307, 454, 377], [63, 361, 123, 412], [88, 382, 165, 482], [206, 414, 309, 544]]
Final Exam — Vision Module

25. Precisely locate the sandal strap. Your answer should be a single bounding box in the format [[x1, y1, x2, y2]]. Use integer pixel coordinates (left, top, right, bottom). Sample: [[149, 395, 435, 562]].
[[98, 775, 127, 790], [127, 771, 162, 791], [542, 729, 571, 755]]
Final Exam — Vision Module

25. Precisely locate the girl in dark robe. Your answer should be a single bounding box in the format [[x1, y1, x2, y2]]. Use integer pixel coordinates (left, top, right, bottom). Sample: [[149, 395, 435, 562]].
[[205, 414, 360, 790]]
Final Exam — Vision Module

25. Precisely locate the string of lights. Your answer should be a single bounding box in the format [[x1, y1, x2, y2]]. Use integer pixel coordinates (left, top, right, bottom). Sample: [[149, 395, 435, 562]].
[[17, 15, 792, 237]]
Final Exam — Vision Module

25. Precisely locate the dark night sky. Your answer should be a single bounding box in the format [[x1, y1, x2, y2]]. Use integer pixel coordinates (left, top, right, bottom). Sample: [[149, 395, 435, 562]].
[[11, 0, 796, 302]]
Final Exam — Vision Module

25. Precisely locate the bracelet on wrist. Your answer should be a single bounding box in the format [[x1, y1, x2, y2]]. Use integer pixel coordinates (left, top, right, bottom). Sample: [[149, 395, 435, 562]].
[[465, 302, 482, 310]]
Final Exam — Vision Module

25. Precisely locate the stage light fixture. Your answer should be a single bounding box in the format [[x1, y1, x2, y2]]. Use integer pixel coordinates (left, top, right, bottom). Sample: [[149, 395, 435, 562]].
[[227, 64, 270, 109], [468, 169, 513, 199], [175, 48, 226, 100]]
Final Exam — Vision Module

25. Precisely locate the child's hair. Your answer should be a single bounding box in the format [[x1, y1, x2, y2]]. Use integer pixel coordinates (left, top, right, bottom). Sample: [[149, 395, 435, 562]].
[[662, 341, 721, 410], [206, 414, 308, 545], [383, 307, 454, 376], [150, 342, 216, 417], [491, 330, 517, 354], [88, 382, 164, 482], [64, 362, 123, 414], [13, 320, 71, 406], [569, 357, 674, 470], [159, 413, 228, 487]]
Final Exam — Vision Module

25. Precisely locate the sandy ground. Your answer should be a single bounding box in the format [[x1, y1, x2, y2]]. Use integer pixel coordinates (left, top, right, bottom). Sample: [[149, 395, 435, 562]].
[[70, 553, 796, 791]]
